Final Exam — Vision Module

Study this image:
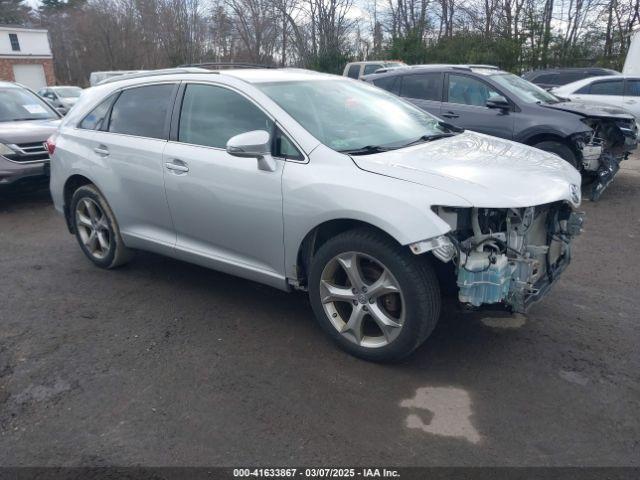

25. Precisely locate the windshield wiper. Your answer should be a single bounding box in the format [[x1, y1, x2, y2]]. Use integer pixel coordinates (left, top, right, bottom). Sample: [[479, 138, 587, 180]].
[[338, 145, 393, 155], [401, 132, 457, 148], [10, 117, 43, 121]]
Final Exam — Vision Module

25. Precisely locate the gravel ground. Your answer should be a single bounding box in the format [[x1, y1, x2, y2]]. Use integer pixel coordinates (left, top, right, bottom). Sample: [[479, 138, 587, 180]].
[[0, 156, 638, 467]]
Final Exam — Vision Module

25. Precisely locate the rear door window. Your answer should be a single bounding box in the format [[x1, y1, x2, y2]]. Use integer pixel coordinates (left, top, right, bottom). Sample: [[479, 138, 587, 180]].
[[400, 73, 442, 101], [588, 79, 624, 95], [532, 73, 559, 85], [108, 84, 175, 139]]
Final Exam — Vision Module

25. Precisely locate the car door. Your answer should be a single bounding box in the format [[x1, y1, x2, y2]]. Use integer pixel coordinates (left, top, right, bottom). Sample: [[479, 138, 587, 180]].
[[396, 72, 443, 117], [441, 73, 515, 139], [623, 78, 640, 117], [162, 82, 287, 287], [573, 78, 625, 108], [85, 83, 178, 254]]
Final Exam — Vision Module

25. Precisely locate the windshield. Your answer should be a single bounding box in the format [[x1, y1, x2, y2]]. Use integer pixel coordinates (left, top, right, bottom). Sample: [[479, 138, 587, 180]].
[[257, 79, 447, 152], [54, 87, 82, 98], [0, 86, 58, 122], [490, 73, 561, 104]]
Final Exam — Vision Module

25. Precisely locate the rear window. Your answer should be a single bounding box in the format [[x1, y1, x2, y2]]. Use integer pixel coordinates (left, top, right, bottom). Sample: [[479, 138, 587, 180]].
[[532, 73, 559, 85], [363, 64, 383, 75], [108, 84, 175, 139], [79, 96, 115, 130]]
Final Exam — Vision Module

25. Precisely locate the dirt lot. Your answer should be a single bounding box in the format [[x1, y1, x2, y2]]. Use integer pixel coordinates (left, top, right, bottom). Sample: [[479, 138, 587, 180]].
[[1, 157, 639, 467]]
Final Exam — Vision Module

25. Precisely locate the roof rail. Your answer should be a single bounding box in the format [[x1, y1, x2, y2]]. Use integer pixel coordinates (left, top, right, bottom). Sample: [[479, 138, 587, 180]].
[[178, 62, 276, 69], [97, 67, 214, 85]]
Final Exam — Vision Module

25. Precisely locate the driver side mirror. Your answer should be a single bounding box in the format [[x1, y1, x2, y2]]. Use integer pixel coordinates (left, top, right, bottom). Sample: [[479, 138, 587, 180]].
[[486, 95, 511, 111], [226, 130, 276, 172]]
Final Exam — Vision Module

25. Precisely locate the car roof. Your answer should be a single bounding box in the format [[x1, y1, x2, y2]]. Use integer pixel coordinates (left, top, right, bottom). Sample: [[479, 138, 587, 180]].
[[553, 74, 639, 93], [363, 64, 506, 79], [98, 67, 340, 86], [0, 81, 21, 88]]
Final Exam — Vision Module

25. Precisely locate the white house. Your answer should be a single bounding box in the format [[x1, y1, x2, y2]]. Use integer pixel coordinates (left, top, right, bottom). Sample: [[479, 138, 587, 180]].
[[0, 25, 56, 90]]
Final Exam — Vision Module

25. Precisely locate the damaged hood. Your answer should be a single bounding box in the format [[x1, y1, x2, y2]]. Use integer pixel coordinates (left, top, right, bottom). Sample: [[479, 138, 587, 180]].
[[542, 99, 635, 120], [351, 131, 582, 208]]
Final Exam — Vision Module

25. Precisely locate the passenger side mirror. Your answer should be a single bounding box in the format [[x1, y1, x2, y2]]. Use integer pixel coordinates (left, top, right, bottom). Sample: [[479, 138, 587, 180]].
[[486, 95, 510, 110], [226, 130, 276, 172]]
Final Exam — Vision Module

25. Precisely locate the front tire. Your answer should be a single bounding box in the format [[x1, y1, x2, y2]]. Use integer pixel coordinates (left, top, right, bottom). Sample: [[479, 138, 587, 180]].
[[533, 140, 578, 169], [70, 184, 133, 269], [308, 228, 441, 362]]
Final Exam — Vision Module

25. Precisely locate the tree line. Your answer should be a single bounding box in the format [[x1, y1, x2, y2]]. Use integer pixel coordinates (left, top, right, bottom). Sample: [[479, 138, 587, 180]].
[[1, 0, 638, 86]]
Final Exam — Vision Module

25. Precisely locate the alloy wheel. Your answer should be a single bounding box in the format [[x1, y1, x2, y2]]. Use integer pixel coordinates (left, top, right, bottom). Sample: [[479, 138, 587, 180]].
[[319, 251, 405, 348], [75, 198, 111, 260]]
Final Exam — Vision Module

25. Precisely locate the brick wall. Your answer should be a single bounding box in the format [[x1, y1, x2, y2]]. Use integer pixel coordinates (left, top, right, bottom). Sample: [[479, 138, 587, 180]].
[[0, 58, 56, 86]]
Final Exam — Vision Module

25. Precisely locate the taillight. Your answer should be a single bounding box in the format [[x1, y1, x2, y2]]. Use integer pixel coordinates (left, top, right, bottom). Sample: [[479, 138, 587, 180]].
[[45, 135, 56, 156]]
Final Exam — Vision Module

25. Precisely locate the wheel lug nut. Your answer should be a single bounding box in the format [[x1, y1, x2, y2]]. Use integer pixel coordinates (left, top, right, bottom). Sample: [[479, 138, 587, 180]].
[[363, 306, 368, 312], [352, 288, 357, 294], [332, 313, 337, 318], [369, 298, 374, 304], [362, 287, 367, 293], [352, 300, 358, 306]]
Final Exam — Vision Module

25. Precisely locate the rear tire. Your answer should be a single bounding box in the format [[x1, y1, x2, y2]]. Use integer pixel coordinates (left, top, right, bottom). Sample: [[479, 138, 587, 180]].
[[70, 185, 133, 269], [308, 228, 441, 362], [533, 140, 578, 169]]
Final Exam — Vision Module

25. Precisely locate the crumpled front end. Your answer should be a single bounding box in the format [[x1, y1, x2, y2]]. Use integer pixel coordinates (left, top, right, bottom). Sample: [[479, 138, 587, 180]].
[[574, 117, 638, 200], [417, 203, 584, 313]]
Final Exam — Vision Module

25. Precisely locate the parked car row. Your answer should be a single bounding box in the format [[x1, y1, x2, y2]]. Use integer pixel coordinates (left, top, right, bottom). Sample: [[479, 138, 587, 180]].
[[363, 65, 639, 200]]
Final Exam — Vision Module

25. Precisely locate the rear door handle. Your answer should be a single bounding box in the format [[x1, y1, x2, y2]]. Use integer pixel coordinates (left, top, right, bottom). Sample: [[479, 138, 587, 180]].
[[165, 160, 189, 173], [93, 145, 109, 156], [442, 112, 460, 119]]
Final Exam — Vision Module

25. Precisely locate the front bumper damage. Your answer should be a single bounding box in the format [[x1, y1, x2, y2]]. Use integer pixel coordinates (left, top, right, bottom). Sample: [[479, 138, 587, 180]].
[[415, 204, 584, 313], [575, 118, 638, 201]]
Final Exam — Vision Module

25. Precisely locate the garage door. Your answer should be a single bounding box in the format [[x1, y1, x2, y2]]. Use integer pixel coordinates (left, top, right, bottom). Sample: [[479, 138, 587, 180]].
[[12, 64, 47, 90]]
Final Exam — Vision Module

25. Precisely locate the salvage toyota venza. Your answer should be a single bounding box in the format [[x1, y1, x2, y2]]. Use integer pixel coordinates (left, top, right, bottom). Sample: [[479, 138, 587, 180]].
[[49, 69, 584, 361]]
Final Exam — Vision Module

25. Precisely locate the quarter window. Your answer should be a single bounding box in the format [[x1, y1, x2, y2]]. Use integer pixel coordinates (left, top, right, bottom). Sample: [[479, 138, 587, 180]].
[[588, 80, 624, 96], [79, 96, 115, 131], [274, 128, 303, 160], [108, 84, 175, 139], [373, 76, 400, 95], [9, 33, 20, 51], [347, 65, 361, 79], [401, 73, 442, 101], [447, 74, 499, 107], [178, 84, 272, 149], [625, 80, 640, 97]]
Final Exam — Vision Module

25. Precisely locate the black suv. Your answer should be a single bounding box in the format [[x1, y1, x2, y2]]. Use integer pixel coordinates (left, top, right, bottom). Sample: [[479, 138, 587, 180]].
[[522, 67, 619, 90], [363, 65, 638, 200]]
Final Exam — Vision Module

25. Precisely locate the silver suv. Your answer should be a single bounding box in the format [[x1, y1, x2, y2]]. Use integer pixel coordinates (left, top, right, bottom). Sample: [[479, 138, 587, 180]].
[[50, 68, 584, 361]]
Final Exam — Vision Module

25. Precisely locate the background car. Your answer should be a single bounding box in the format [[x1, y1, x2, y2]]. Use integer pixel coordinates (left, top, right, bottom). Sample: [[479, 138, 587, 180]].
[[38, 86, 83, 115], [551, 75, 640, 118], [522, 67, 619, 90], [0, 81, 60, 191], [343, 61, 406, 80], [363, 65, 638, 199]]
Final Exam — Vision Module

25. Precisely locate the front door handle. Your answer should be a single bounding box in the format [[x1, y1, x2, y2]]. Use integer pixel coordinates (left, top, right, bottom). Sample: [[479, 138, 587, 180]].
[[165, 160, 189, 174], [93, 145, 109, 156], [442, 112, 460, 119]]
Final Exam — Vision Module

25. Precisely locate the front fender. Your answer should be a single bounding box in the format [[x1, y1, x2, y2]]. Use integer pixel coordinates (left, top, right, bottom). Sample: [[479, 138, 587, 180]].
[[282, 147, 471, 278]]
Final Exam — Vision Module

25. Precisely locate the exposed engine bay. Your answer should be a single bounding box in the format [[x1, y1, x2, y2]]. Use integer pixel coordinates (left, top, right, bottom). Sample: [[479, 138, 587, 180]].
[[574, 117, 638, 201], [416, 204, 585, 312]]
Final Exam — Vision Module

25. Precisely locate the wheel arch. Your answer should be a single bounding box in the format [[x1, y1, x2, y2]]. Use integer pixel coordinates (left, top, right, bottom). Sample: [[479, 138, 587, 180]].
[[293, 219, 407, 287], [62, 174, 97, 233]]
